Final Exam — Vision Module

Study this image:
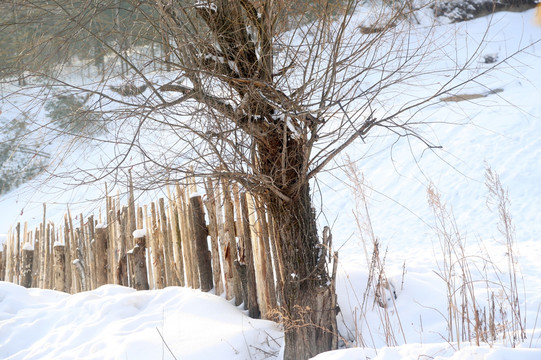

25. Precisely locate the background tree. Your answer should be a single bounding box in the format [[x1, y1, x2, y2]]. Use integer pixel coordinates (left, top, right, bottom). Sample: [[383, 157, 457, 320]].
[[0, 0, 507, 358]]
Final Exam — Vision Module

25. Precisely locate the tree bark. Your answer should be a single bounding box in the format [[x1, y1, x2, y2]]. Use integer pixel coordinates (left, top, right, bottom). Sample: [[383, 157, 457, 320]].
[[265, 184, 338, 360]]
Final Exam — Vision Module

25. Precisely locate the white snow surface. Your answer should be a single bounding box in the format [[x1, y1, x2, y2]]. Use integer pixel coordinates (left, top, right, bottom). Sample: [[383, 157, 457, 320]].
[[1, 7, 541, 360]]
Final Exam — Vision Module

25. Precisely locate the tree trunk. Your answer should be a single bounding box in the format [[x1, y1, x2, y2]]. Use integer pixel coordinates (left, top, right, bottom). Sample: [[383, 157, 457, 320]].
[[264, 183, 338, 360], [254, 123, 338, 359]]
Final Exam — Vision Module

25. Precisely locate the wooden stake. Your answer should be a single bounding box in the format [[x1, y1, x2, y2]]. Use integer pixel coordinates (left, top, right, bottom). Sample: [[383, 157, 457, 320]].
[[159, 197, 175, 286], [150, 202, 165, 288], [94, 226, 109, 287], [215, 183, 231, 298], [204, 178, 223, 296], [190, 195, 213, 292], [132, 233, 150, 290], [21, 242, 34, 288], [247, 194, 270, 318], [53, 243, 66, 292], [63, 215, 73, 293], [240, 192, 260, 318], [144, 205, 155, 290], [222, 180, 243, 305], [254, 197, 277, 310]]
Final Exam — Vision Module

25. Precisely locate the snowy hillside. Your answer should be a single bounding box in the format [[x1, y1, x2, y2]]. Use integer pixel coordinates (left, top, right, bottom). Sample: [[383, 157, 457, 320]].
[[1, 6, 541, 360]]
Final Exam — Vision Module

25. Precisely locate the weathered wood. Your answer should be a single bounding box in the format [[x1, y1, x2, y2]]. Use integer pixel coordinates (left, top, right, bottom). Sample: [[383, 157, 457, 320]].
[[116, 207, 129, 287], [39, 205, 46, 288], [142, 205, 154, 289], [45, 223, 53, 289], [222, 180, 243, 305], [167, 185, 182, 287], [32, 228, 40, 288], [215, 184, 231, 298], [267, 214, 284, 305], [247, 194, 270, 318], [240, 192, 260, 318], [21, 243, 34, 288], [67, 207, 81, 292], [234, 260, 248, 308], [73, 258, 86, 291], [94, 226, 109, 287], [232, 184, 244, 262], [179, 188, 198, 288], [255, 198, 277, 310], [128, 170, 137, 251], [204, 178, 223, 296], [150, 202, 165, 288], [87, 215, 97, 290], [190, 195, 213, 292], [53, 243, 66, 292], [15, 223, 21, 285], [63, 215, 73, 293], [132, 232, 150, 290], [173, 183, 186, 287], [159, 197, 175, 286]]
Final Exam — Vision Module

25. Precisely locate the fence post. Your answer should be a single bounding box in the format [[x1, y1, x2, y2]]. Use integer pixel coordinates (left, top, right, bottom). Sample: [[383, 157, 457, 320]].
[[53, 243, 66, 292], [240, 192, 260, 318], [21, 242, 34, 288], [204, 178, 223, 296], [222, 180, 243, 306], [94, 226, 109, 287], [190, 195, 213, 292], [132, 231, 150, 290]]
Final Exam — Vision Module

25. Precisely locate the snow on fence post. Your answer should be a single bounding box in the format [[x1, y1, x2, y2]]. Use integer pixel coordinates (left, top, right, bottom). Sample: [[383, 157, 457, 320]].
[[21, 241, 34, 288], [203, 178, 223, 296], [132, 229, 149, 290], [190, 194, 213, 292], [240, 192, 260, 318], [94, 225, 109, 287], [53, 242, 66, 292]]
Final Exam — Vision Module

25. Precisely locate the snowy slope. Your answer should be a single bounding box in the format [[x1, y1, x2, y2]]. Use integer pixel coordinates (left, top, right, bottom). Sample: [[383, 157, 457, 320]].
[[1, 7, 541, 360]]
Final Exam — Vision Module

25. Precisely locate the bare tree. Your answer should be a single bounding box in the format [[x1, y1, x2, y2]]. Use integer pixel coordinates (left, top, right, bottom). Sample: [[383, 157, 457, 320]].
[[0, 0, 518, 358]]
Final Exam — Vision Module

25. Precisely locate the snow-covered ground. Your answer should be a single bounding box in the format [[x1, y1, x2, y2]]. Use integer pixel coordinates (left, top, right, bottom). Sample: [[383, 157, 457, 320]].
[[1, 6, 541, 360]]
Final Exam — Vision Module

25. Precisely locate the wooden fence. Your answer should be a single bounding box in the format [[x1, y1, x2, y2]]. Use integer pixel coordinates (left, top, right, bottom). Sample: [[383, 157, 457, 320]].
[[0, 177, 289, 319]]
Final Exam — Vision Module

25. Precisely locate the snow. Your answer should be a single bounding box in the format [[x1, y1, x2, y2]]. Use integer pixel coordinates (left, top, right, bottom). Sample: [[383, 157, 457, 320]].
[[22, 242, 34, 251], [1, 6, 541, 360], [0, 283, 281, 360], [133, 228, 147, 238]]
